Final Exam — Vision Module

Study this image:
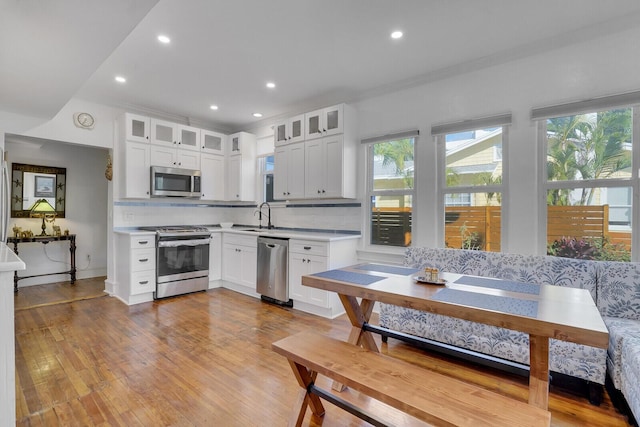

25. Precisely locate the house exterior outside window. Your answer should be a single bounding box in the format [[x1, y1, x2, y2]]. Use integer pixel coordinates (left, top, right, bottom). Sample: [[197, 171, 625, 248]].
[[434, 116, 510, 252]]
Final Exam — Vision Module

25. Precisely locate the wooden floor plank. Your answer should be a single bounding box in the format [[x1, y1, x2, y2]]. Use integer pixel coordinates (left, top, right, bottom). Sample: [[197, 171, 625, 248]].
[[14, 280, 632, 427]]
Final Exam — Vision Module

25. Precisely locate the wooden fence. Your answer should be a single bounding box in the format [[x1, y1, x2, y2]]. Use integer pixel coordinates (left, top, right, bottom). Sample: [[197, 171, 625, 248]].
[[372, 204, 632, 252]]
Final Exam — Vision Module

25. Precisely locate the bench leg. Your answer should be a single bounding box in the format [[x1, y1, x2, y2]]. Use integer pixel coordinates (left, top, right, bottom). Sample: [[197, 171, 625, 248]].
[[287, 360, 325, 426]]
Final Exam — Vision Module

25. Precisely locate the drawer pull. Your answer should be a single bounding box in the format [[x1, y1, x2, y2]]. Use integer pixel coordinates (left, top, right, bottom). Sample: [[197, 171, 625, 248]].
[[304, 246, 311, 250], [139, 280, 149, 285], [139, 258, 149, 263], [139, 241, 148, 245]]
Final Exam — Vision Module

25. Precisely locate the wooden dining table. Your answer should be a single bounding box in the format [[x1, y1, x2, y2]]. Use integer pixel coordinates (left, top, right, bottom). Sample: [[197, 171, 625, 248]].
[[301, 263, 609, 410]]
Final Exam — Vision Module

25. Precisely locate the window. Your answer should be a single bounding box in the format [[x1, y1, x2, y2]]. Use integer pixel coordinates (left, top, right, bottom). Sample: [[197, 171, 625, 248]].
[[367, 136, 416, 247], [259, 155, 275, 203], [542, 107, 634, 261], [433, 115, 510, 252]]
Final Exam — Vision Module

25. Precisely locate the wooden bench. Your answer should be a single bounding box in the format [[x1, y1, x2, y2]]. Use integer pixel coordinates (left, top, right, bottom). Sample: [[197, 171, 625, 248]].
[[272, 331, 551, 427]]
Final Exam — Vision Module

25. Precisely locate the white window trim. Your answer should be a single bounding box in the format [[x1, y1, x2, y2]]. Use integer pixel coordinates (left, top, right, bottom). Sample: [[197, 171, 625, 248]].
[[364, 137, 416, 252], [537, 106, 640, 260], [435, 125, 509, 251]]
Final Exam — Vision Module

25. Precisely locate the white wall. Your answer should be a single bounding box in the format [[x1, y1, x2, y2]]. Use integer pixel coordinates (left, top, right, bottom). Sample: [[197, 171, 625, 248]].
[[7, 138, 109, 286], [353, 25, 640, 255]]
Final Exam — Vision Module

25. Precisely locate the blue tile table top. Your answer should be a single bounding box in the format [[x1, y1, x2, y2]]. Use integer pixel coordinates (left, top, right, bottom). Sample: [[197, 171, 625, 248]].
[[354, 264, 420, 276], [431, 288, 539, 318], [453, 275, 541, 295], [310, 269, 385, 286]]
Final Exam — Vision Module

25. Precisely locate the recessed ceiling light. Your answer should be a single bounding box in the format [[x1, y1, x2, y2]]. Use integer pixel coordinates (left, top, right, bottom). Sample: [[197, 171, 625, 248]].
[[390, 30, 403, 39], [266, 82, 276, 89], [253, 113, 263, 118], [210, 105, 219, 110], [115, 76, 126, 83], [157, 35, 171, 44]]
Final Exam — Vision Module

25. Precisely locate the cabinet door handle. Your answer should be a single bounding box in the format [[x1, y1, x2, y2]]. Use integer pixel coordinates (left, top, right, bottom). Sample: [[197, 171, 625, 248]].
[[317, 190, 321, 194], [139, 241, 148, 245], [139, 258, 149, 263], [322, 190, 326, 193], [139, 280, 149, 285], [303, 246, 311, 250]]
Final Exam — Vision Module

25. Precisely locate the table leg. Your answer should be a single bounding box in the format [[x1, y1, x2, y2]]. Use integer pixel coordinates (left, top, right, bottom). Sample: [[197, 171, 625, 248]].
[[12, 241, 19, 292], [529, 334, 550, 409], [69, 237, 76, 284], [332, 295, 377, 392], [338, 294, 377, 351]]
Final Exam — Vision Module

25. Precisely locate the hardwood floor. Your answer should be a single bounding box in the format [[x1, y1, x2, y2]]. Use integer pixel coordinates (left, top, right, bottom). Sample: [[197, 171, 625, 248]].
[[14, 277, 107, 311], [14, 281, 632, 426]]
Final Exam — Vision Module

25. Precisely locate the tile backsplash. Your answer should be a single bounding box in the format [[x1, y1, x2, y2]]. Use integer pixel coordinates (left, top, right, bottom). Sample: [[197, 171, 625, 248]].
[[112, 201, 362, 233]]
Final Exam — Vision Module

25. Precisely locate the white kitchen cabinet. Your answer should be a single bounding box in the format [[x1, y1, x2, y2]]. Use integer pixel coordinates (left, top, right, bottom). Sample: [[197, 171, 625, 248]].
[[123, 141, 151, 198], [226, 132, 256, 201], [114, 233, 156, 304], [150, 144, 200, 169], [288, 238, 358, 318], [274, 114, 305, 146], [274, 142, 305, 200], [304, 104, 343, 140], [200, 153, 225, 200], [178, 125, 200, 151], [152, 120, 200, 151], [222, 233, 257, 289], [150, 118, 176, 146], [201, 129, 226, 154], [304, 134, 355, 199], [124, 113, 150, 143], [208, 232, 222, 286]]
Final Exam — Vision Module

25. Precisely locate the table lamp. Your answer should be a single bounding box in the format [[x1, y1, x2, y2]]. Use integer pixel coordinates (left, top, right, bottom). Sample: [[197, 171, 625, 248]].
[[29, 199, 57, 236]]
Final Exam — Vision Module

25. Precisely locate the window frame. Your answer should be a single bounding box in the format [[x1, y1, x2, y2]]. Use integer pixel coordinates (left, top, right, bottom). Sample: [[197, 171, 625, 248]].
[[434, 120, 510, 251], [536, 106, 640, 260], [365, 136, 417, 250]]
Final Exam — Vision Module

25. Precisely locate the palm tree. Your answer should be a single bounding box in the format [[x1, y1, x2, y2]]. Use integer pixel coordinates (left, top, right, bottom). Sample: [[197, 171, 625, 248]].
[[546, 109, 631, 205], [374, 138, 414, 188]]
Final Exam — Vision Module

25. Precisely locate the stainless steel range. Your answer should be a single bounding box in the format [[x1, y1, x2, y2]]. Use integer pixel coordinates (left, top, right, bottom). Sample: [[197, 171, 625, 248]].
[[140, 226, 210, 299]]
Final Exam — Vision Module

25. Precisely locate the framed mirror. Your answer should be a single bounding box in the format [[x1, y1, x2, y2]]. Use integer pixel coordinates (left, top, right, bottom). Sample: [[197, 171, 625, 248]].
[[11, 163, 66, 218]]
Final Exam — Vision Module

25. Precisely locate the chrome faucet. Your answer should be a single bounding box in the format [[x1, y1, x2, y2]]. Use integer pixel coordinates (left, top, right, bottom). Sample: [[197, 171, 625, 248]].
[[257, 202, 273, 229]]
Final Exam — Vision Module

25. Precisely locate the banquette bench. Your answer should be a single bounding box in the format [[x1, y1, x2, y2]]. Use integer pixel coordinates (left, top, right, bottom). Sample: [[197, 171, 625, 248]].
[[378, 247, 640, 423]]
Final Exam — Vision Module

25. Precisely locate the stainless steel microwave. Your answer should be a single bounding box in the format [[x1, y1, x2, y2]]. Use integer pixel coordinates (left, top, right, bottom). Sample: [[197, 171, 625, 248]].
[[150, 166, 201, 198]]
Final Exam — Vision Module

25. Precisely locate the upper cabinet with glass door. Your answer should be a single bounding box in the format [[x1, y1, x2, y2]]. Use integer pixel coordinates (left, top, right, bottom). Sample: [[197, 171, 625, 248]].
[[151, 118, 177, 146], [151, 120, 200, 152], [124, 113, 150, 143], [201, 129, 226, 155], [305, 104, 343, 140], [274, 114, 305, 146], [177, 125, 200, 152]]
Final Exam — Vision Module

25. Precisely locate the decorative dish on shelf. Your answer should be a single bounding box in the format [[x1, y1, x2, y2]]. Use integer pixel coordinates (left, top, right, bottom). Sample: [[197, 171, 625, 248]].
[[413, 276, 447, 285]]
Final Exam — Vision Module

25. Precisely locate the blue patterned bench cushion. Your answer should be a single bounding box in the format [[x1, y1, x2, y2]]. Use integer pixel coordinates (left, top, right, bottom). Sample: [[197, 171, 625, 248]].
[[379, 247, 606, 384], [603, 317, 640, 389], [621, 336, 640, 422], [596, 261, 640, 321]]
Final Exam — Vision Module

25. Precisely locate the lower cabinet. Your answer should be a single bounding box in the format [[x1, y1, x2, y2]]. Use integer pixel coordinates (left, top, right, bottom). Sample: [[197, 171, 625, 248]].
[[288, 238, 358, 318], [114, 233, 156, 304], [222, 233, 257, 294]]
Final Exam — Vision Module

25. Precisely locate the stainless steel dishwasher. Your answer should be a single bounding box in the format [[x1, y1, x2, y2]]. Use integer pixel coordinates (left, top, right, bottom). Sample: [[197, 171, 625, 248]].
[[256, 236, 293, 307]]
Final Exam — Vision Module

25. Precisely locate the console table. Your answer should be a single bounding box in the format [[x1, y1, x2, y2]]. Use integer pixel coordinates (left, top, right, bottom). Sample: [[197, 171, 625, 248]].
[[7, 234, 76, 292]]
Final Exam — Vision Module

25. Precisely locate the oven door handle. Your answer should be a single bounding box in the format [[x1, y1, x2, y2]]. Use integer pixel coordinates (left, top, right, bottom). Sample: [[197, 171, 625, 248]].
[[158, 239, 209, 248]]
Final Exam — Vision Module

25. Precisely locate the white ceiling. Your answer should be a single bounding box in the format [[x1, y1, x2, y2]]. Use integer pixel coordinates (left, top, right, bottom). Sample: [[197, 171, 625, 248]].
[[4, 0, 640, 132]]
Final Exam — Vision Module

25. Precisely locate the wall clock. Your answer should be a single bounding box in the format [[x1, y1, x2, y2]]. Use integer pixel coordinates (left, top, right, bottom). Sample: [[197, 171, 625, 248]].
[[73, 112, 95, 129]]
